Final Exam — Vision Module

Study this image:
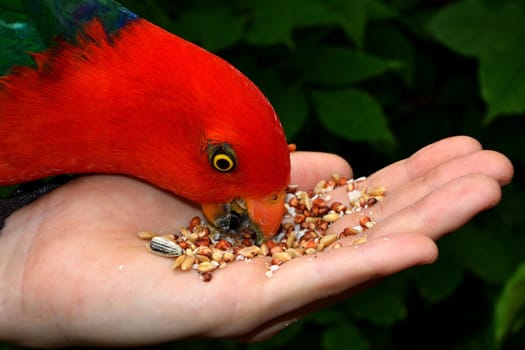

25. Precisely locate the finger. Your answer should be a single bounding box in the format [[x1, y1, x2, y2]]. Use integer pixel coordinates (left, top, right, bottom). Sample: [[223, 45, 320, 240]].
[[290, 152, 352, 190], [374, 150, 512, 221], [348, 174, 502, 241], [366, 135, 483, 190], [236, 175, 501, 338], [325, 149, 513, 231], [240, 232, 437, 337]]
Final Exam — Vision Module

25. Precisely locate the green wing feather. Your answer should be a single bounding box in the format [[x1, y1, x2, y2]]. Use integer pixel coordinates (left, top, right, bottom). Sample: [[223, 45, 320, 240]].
[[0, 0, 137, 75]]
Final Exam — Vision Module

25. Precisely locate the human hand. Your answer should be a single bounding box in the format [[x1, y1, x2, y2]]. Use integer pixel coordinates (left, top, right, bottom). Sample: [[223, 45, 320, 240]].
[[0, 136, 513, 347]]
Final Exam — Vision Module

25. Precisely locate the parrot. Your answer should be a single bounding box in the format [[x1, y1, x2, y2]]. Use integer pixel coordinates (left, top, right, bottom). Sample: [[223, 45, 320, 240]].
[[0, 0, 291, 241]]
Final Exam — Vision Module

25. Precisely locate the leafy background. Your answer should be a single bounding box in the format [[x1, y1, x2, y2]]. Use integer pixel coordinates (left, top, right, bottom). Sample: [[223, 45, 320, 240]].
[[1, 0, 525, 349]]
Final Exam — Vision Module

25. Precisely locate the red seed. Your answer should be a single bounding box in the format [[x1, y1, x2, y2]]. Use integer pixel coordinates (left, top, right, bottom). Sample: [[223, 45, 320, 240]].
[[200, 272, 213, 282], [294, 214, 306, 224], [265, 240, 278, 250], [339, 227, 359, 238], [195, 239, 210, 247], [318, 206, 330, 215], [189, 216, 201, 231], [288, 197, 299, 207], [359, 216, 374, 229], [270, 245, 283, 254], [367, 197, 378, 207], [337, 176, 348, 187], [215, 239, 232, 250], [313, 198, 327, 207]]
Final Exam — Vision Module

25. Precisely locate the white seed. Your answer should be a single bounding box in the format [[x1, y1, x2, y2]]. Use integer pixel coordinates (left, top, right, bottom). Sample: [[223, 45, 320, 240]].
[[179, 227, 192, 240], [286, 231, 296, 248], [148, 236, 183, 257], [353, 235, 368, 245], [260, 243, 270, 256], [323, 212, 341, 223], [211, 249, 225, 262], [314, 180, 326, 194], [172, 255, 186, 270], [238, 246, 261, 258], [300, 191, 312, 211], [305, 247, 318, 255], [137, 231, 157, 240], [286, 248, 303, 258], [364, 221, 375, 229], [317, 234, 338, 251], [368, 187, 386, 197], [348, 189, 362, 202], [181, 255, 196, 271], [196, 254, 210, 263], [352, 225, 364, 233], [272, 252, 292, 264], [223, 252, 235, 262], [270, 264, 281, 272], [198, 261, 217, 272]]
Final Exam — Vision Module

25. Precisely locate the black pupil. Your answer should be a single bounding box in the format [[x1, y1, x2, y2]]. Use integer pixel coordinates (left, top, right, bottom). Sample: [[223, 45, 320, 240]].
[[216, 157, 231, 170]]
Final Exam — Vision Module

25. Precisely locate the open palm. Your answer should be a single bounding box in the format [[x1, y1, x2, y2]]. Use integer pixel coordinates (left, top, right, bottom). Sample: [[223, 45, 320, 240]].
[[0, 136, 513, 347]]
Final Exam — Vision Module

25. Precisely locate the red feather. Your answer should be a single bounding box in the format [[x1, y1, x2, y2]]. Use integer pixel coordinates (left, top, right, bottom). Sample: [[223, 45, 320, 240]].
[[0, 19, 290, 204]]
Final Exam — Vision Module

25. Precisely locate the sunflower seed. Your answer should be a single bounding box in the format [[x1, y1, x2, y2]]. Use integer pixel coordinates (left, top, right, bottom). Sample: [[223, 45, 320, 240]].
[[148, 236, 183, 257]]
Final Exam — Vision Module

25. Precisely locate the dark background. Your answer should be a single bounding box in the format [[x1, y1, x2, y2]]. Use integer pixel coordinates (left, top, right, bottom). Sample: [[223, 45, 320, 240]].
[[1, 0, 525, 349]]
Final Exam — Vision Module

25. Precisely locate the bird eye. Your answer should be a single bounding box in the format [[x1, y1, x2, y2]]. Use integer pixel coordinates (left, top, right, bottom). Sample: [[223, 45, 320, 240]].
[[208, 143, 237, 173]]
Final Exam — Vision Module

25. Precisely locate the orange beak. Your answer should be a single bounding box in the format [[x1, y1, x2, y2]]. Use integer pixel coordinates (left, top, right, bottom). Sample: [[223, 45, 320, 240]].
[[201, 191, 286, 242]]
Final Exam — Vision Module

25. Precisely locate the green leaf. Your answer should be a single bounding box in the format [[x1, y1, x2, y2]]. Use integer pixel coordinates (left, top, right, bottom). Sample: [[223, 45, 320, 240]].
[[428, 0, 525, 57], [429, 0, 525, 122], [245, 0, 338, 46], [366, 0, 399, 21], [171, 7, 244, 51], [345, 285, 407, 326], [268, 84, 308, 141], [409, 242, 464, 304], [481, 30, 525, 122], [298, 46, 400, 85], [325, 0, 398, 48], [449, 224, 514, 284], [366, 25, 415, 86], [308, 308, 348, 325], [246, 320, 305, 350], [312, 89, 394, 143], [247, 69, 308, 141], [289, 0, 339, 28], [495, 261, 525, 344], [325, 0, 367, 48], [321, 322, 369, 350]]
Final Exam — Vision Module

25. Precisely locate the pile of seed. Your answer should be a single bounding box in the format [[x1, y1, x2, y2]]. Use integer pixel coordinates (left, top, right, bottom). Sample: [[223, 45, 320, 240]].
[[137, 174, 385, 282]]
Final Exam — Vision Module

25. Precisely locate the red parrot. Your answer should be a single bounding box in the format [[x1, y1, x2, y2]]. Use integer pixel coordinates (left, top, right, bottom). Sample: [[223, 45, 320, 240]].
[[0, 1, 290, 240]]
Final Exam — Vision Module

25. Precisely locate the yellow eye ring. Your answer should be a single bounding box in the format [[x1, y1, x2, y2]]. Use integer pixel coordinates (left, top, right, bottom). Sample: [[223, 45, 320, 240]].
[[213, 153, 235, 172], [207, 143, 237, 173]]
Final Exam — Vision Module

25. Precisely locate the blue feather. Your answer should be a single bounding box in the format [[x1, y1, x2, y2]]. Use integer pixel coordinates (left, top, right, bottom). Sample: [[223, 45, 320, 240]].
[[0, 0, 139, 74]]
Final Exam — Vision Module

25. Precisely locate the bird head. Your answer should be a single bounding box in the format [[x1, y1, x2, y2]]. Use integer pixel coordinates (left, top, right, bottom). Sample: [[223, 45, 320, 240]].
[[0, 18, 291, 240]]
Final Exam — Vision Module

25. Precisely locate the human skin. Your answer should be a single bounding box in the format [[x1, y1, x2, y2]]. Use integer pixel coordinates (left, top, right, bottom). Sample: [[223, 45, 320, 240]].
[[0, 136, 514, 347]]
